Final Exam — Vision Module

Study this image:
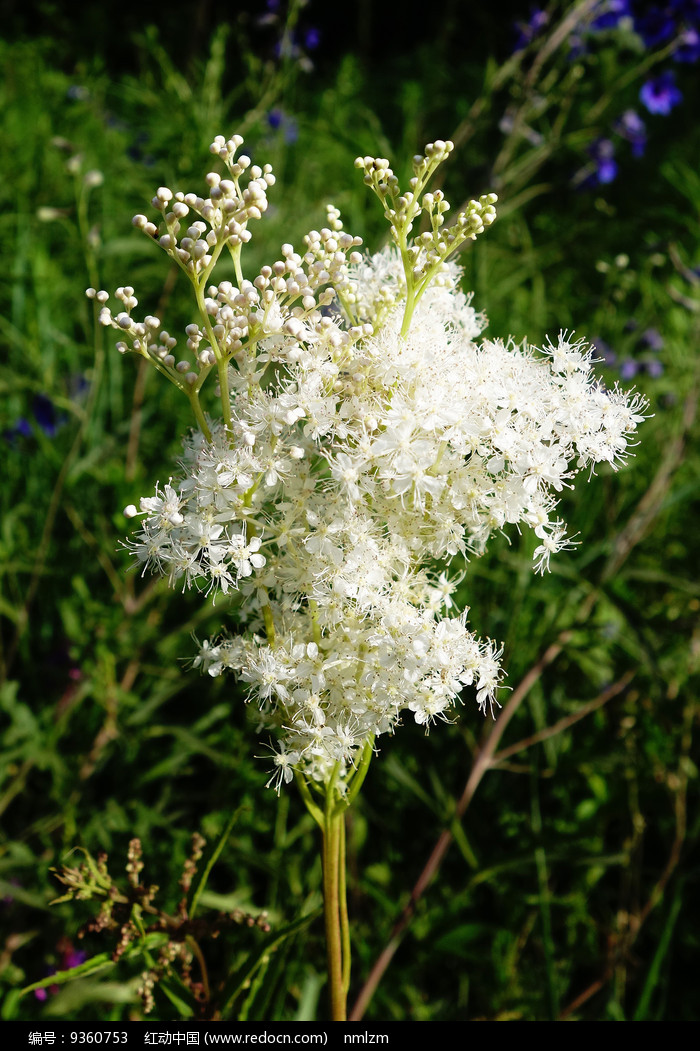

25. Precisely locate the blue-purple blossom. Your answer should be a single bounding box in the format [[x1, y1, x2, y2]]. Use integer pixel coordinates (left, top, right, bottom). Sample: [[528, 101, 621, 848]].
[[641, 327, 664, 350], [69, 373, 90, 401], [615, 109, 647, 156], [303, 27, 321, 50], [639, 70, 683, 113], [4, 394, 68, 444], [590, 138, 618, 184], [35, 942, 87, 1001], [668, 0, 700, 14], [596, 326, 665, 380], [267, 108, 299, 144], [513, 7, 549, 51], [33, 394, 59, 437], [3, 417, 32, 444], [637, 6, 677, 48], [674, 25, 700, 61], [590, 0, 633, 31], [573, 139, 619, 189]]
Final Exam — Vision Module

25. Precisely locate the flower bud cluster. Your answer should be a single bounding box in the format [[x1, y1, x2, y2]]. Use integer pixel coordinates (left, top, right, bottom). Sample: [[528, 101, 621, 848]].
[[131, 135, 275, 281], [104, 134, 647, 790], [87, 287, 193, 386], [354, 143, 499, 321], [91, 155, 368, 408]]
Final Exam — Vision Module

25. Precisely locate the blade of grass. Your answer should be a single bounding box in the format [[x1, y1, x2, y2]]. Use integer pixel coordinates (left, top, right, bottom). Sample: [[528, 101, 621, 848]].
[[188, 806, 247, 920]]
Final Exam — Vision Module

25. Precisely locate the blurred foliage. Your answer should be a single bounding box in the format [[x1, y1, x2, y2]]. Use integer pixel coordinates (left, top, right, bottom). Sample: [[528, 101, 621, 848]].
[[1, 0, 699, 1023]]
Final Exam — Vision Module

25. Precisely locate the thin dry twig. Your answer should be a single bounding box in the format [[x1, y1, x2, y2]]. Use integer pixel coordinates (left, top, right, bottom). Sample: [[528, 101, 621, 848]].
[[492, 671, 635, 765]]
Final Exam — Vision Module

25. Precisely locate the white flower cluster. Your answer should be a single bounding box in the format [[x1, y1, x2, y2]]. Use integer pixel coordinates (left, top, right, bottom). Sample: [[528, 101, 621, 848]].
[[95, 135, 647, 790]]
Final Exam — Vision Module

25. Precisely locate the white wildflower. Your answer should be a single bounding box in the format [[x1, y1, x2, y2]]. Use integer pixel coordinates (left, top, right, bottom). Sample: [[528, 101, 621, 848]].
[[104, 135, 647, 788]]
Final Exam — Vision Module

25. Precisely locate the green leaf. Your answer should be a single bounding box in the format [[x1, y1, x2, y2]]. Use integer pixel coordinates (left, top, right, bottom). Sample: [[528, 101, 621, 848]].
[[19, 953, 117, 997], [433, 923, 491, 958], [0, 989, 22, 1020], [18, 934, 168, 998], [157, 976, 197, 1018]]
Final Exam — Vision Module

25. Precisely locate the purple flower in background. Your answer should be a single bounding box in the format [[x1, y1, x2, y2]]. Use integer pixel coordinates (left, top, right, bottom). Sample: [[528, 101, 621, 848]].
[[573, 138, 619, 189], [304, 27, 321, 50], [267, 108, 299, 144], [617, 328, 667, 381], [3, 417, 32, 444], [513, 7, 549, 51], [615, 109, 647, 156], [641, 327, 664, 351], [4, 392, 70, 444], [584, 0, 700, 68], [590, 138, 618, 183], [34, 941, 87, 1001], [674, 25, 700, 61], [33, 394, 59, 437], [4, 384, 81, 446], [590, 0, 632, 31], [669, 0, 700, 27], [69, 373, 90, 402], [640, 70, 683, 113], [63, 947, 88, 969], [637, 6, 677, 48], [620, 359, 640, 379]]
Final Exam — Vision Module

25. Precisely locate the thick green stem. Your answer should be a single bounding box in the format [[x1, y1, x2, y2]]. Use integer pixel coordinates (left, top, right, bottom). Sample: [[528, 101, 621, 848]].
[[322, 799, 347, 1021], [298, 743, 373, 1020], [339, 815, 351, 996]]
